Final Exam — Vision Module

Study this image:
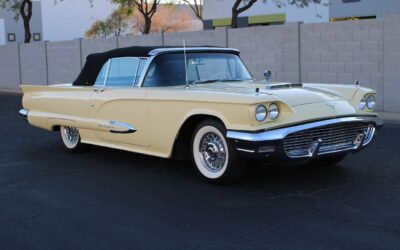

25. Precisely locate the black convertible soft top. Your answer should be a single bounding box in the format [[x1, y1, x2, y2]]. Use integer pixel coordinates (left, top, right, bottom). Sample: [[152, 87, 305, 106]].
[[72, 46, 239, 86]]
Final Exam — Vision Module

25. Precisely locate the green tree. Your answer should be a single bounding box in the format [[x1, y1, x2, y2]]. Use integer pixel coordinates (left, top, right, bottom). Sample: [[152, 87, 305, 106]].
[[85, 7, 132, 38], [231, 0, 322, 28], [111, 0, 161, 34], [108, 7, 132, 36], [85, 20, 111, 38]]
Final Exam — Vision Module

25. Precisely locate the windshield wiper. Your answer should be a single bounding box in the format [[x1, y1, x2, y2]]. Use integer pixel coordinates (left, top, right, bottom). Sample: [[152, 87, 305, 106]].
[[192, 78, 255, 85], [192, 79, 221, 85], [219, 78, 255, 82]]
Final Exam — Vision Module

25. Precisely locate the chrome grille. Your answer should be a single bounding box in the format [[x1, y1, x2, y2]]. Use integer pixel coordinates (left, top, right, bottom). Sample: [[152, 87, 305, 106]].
[[283, 122, 371, 158]]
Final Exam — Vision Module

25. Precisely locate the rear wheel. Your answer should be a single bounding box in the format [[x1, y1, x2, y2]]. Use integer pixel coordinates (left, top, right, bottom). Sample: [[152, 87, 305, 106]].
[[191, 119, 246, 184], [60, 126, 85, 153]]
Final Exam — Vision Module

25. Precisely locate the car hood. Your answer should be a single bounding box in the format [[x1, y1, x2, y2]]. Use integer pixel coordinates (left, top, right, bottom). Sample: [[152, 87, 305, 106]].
[[190, 81, 357, 107]]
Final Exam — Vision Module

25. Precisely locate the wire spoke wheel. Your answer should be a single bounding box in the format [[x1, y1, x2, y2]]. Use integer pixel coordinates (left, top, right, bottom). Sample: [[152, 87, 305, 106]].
[[199, 132, 227, 172], [60, 126, 84, 152], [192, 120, 246, 184], [64, 127, 79, 145]]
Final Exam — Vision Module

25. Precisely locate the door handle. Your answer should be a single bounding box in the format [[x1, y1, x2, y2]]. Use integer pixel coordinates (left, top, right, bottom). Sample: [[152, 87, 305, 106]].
[[94, 88, 105, 93]]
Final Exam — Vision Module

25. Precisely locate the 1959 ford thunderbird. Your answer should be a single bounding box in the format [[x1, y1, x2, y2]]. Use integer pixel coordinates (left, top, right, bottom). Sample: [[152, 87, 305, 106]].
[[20, 46, 383, 183]]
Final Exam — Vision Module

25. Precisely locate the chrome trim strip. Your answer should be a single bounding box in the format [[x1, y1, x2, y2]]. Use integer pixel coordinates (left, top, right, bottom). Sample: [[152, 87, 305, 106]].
[[19, 109, 28, 120], [236, 148, 256, 153], [103, 59, 111, 87], [109, 121, 137, 134], [137, 55, 156, 87], [226, 117, 383, 142], [362, 125, 375, 146], [148, 47, 240, 56]]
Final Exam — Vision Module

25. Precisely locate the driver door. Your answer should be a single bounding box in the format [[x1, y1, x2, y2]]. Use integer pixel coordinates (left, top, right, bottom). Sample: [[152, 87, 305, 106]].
[[89, 57, 149, 147]]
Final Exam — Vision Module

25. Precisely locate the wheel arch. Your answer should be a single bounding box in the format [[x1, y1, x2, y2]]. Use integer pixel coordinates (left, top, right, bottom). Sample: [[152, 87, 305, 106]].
[[171, 113, 226, 161]]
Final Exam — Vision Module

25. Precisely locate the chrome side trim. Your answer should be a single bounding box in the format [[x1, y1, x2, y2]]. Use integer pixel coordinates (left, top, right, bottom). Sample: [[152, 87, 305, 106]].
[[226, 117, 383, 142], [109, 121, 137, 134], [148, 47, 240, 56], [19, 109, 28, 120], [236, 148, 256, 153]]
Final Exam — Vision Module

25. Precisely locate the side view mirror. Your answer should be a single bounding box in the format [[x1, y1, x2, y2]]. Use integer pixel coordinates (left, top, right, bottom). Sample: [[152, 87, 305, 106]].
[[264, 70, 272, 81]]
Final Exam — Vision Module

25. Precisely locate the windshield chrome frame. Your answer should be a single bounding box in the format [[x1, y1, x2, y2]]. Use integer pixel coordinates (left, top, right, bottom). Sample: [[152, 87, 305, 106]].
[[137, 50, 252, 88]]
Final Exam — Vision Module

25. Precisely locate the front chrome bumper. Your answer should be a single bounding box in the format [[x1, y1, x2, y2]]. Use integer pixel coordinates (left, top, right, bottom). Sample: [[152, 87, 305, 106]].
[[19, 109, 29, 120], [226, 116, 384, 161]]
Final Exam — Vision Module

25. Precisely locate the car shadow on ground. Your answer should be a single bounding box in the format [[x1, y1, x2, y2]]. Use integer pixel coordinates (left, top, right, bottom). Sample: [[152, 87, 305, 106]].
[[46, 136, 353, 194]]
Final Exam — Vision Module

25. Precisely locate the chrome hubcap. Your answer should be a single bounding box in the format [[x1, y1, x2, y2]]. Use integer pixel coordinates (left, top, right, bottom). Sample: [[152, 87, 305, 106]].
[[64, 127, 79, 145], [199, 132, 226, 172]]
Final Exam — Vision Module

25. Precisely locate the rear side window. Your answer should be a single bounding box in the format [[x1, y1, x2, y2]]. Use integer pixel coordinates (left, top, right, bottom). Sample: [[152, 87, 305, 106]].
[[94, 57, 147, 87]]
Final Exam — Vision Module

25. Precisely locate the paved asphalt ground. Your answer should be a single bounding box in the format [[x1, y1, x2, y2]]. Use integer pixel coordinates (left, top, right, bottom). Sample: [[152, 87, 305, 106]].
[[0, 93, 399, 249]]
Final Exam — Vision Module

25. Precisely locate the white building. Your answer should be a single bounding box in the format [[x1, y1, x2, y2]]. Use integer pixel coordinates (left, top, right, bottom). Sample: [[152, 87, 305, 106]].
[[202, 0, 400, 29], [203, 0, 330, 29], [0, 0, 117, 45], [40, 0, 117, 41]]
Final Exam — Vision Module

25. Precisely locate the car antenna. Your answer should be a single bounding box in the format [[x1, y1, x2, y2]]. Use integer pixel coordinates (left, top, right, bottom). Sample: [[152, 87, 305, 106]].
[[183, 39, 189, 89]]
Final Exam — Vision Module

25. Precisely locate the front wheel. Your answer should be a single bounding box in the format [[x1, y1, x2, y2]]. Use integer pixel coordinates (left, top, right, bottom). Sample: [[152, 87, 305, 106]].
[[60, 126, 86, 153], [191, 120, 246, 184]]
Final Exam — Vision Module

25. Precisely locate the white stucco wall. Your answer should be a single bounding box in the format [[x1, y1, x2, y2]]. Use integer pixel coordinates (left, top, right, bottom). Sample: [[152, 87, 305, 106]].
[[203, 0, 329, 23], [41, 0, 118, 41]]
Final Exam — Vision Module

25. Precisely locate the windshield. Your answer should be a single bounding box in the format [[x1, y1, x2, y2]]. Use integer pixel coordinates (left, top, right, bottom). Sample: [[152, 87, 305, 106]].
[[143, 53, 253, 87]]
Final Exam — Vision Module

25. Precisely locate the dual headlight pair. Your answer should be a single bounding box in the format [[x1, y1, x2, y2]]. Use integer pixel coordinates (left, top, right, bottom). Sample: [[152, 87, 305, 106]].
[[255, 103, 279, 122], [359, 95, 376, 111]]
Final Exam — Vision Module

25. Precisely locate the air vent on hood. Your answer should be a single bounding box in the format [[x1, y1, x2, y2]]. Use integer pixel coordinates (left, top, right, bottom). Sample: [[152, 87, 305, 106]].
[[267, 83, 303, 90]]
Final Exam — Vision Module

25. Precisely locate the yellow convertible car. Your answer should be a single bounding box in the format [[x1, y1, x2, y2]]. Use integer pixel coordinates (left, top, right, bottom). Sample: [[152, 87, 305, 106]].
[[20, 46, 383, 183]]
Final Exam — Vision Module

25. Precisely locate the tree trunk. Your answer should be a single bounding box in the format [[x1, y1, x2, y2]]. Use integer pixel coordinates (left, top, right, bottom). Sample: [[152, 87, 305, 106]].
[[143, 17, 151, 34], [231, 0, 257, 29], [231, 10, 238, 28], [20, 0, 32, 43]]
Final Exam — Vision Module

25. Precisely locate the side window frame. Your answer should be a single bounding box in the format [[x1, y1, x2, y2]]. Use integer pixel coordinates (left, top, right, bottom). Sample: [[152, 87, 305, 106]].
[[94, 57, 148, 88], [94, 59, 111, 88]]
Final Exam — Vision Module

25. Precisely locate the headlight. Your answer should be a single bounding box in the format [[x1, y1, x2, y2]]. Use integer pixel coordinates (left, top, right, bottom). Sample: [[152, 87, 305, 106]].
[[358, 97, 366, 110], [268, 103, 280, 120], [366, 95, 376, 110], [255, 105, 267, 122]]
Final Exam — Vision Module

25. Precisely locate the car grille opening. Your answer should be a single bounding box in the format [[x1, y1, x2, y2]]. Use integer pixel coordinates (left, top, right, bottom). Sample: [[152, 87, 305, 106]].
[[283, 122, 374, 158]]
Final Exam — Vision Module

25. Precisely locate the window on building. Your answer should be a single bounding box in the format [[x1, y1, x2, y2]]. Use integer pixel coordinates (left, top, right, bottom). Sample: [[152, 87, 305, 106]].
[[7, 33, 16, 42], [33, 33, 41, 41]]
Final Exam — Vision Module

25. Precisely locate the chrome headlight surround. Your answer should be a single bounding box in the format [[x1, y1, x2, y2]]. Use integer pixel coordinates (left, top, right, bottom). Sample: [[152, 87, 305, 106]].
[[268, 103, 280, 120], [255, 105, 267, 122], [366, 95, 376, 110], [358, 97, 367, 110]]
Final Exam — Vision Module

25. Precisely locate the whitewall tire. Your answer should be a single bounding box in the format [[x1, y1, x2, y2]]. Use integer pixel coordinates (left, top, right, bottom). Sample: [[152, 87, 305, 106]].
[[60, 126, 85, 153], [191, 120, 246, 184]]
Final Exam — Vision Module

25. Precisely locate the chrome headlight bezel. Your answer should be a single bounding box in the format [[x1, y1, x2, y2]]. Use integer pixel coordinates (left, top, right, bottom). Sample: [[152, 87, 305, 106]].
[[358, 97, 367, 110], [366, 95, 376, 110], [268, 103, 280, 120], [255, 105, 267, 122]]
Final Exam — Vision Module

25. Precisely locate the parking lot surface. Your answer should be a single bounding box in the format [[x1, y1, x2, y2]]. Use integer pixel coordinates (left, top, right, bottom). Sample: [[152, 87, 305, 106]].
[[1, 93, 399, 249]]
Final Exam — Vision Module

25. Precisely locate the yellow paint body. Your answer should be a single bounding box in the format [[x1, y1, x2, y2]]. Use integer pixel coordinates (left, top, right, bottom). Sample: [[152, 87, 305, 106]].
[[21, 81, 377, 158]]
